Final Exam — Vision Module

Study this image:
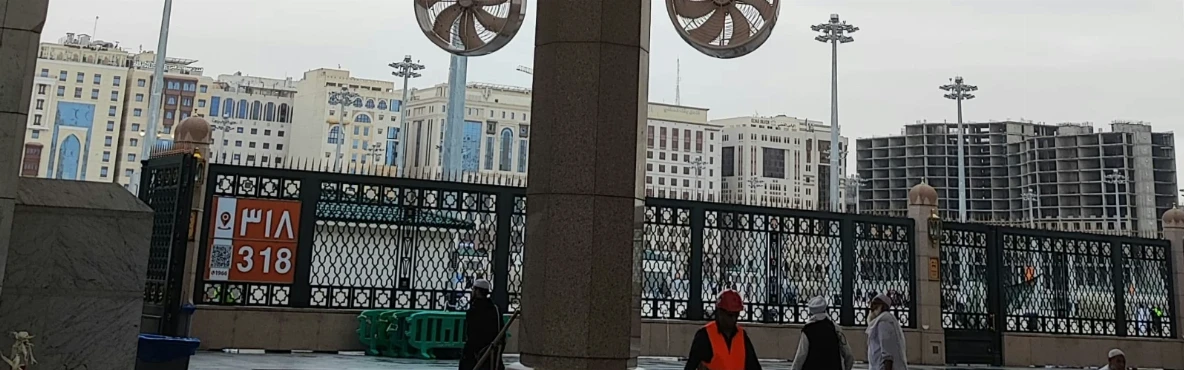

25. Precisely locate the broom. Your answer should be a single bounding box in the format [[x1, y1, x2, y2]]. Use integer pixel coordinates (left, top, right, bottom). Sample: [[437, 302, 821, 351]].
[[473, 310, 521, 370]]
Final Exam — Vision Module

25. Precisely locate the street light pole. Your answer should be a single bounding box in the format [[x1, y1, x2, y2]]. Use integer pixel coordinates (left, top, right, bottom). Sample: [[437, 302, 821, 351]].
[[328, 86, 361, 172], [390, 55, 425, 178], [130, 0, 174, 194], [848, 174, 868, 214], [813, 14, 858, 212], [1022, 187, 1038, 228], [366, 142, 385, 164], [690, 156, 707, 200], [746, 176, 764, 206], [1104, 169, 1128, 231], [940, 76, 978, 222], [211, 113, 239, 164]]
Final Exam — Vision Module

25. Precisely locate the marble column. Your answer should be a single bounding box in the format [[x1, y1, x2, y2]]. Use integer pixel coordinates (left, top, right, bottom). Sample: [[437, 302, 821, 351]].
[[1160, 208, 1184, 339], [0, 0, 51, 297], [907, 181, 944, 365], [518, 1, 650, 370]]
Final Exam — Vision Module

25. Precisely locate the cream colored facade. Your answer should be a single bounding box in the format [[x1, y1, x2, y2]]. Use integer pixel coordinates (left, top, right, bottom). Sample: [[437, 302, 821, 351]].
[[203, 73, 297, 166], [714, 115, 849, 209], [402, 82, 532, 179], [644, 103, 721, 201], [21, 34, 136, 182], [288, 69, 402, 170]]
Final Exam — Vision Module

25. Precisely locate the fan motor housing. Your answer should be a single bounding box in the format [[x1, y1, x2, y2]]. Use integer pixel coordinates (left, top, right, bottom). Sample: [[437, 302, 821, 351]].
[[666, 0, 781, 59], [414, 0, 528, 57]]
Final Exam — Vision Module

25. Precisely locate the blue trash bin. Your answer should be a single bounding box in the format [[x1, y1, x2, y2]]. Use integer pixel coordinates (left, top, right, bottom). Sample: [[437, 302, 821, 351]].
[[136, 334, 201, 370]]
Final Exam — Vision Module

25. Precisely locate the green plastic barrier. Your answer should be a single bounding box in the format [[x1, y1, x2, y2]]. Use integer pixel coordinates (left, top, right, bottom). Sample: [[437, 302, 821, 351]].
[[403, 311, 514, 359], [379, 310, 424, 358], [356, 310, 391, 356]]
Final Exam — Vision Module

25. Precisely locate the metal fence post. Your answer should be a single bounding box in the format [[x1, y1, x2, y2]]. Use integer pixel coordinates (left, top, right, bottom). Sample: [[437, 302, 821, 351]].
[[1110, 240, 1128, 336], [289, 177, 322, 308], [688, 206, 705, 320], [493, 192, 513, 313], [840, 218, 856, 326]]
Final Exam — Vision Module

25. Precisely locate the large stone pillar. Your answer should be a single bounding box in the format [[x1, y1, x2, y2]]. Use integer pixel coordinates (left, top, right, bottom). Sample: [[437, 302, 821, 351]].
[[0, 0, 51, 297], [907, 181, 944, 365], [1161, 207, 1184, 339], [172, 116, 213, 336], [519, 1, 650, 370]]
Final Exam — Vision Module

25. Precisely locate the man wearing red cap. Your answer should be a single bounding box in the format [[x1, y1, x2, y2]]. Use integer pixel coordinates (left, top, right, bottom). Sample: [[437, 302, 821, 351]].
[[684, 290, 763, 370]]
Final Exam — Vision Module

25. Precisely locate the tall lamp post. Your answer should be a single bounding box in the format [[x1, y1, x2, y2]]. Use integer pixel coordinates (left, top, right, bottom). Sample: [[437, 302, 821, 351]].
[[1022, 187, 1039, 228], [812, 14, 858, 212], [848, 174, 868, 214], [690, 156, 707, 200], [746, 176, 764, 206], [390, 55, 425, 177], [365, 142, 385, 164], [211, 113, 239, 164], [328, 86, 361, 172], [940, 76, 978, 222], [1103, 169, 1128, 231]]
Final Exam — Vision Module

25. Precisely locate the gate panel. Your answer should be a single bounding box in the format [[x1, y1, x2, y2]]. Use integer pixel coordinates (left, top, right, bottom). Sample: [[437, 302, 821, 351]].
[[139, 152, 197, 336], [941, 223, 1002, 365]]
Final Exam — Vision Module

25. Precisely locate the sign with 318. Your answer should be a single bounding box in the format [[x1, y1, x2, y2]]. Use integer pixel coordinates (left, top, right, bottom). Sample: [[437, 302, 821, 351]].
[[206, 196, 301, 284]]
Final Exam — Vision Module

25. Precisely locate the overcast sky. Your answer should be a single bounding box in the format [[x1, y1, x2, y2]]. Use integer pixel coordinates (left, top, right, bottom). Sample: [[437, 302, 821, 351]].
[[43, 0, 1184, 191]]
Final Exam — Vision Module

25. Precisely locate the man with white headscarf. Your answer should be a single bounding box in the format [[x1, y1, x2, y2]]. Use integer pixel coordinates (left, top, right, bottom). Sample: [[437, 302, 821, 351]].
[[791, 296, 854, 370], [865, 293, 907, 370]]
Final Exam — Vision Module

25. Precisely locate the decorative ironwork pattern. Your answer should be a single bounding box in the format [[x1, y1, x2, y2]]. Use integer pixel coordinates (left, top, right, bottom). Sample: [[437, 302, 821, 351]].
[[507, 196, 526, 312], [701, 210, 847, 324], [643, 205, 692, 319], [143, 162, 185, 306], [1122, 241, 1174, 338], [1001, 232, 1117, 335], [309, 181, 498, 310], [852, 220, 914, 327], [940, 225, 991, 330], [140, 152, 197, 336]]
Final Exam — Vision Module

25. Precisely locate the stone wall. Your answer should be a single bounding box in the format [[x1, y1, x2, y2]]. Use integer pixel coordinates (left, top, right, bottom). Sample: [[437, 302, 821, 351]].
[[0, 178, 153, 369]]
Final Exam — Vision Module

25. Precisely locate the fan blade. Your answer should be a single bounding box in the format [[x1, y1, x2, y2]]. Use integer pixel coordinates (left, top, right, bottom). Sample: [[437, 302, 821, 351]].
[[728, 6, 752, 45], [472, 6, 504, 31], [459, 13, 485, 49], [734, 0, 774, 21], [475, 0, 509, 5], [417, 0, 453, 8], [432, 4, 465, 43], [673, 0, 717, 19], [686, 9, 727, 45]]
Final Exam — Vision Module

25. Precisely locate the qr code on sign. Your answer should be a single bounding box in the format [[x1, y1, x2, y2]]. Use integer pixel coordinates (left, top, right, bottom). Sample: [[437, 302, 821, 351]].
[[211, 243, 232, 270]]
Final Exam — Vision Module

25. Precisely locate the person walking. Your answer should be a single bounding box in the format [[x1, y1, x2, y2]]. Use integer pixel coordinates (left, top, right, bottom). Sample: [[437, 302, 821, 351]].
[[1100, 348, 1127, 370], [459, 279, 504, 370], [865, 293, 906, 370], [684, 290, 763, 370], [791, 297, 854, 370]]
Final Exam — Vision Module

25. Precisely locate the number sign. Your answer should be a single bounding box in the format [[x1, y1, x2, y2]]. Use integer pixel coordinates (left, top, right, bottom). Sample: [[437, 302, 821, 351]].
[[206, 196, 301, 284]]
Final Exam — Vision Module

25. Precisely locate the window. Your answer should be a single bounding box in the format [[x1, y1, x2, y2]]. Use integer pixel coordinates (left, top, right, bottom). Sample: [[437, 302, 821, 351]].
[[40, 69, 48, 77], [135, 94, 144, 102], [104, 136, 113, 146], [278, 131, 285, 137], [199, 85, 207, 93], [59, 71, 67, 81], [198, 99, 206, 108], [73, 87, 82, 98], [263, 143, 270, 149], [483, 136, 494, 170], [363, 127, 370, 136], [125, 169, 134, 177], [56, 86, 64, 97], [100, 167, 108, 177], [76, 72, 84, 83], [113, 76, 121, 86], [33, 115, 41, 126], [762, 148, 786, 179], [137, 79, 146, 87], [721, 147, 735, 176], [277, 144, 284, 151], [264, 130, 271, 136], [130, 138, 139, 147], [127, 154, 136, 162], [106, 121, 114, 131], [235, 141, 242, 147], [35, 99, 43, 110], [236, 127, 244, 134], [352, 139, 359, 149], [110, 91, 118, 101], [165, 111, 173, 119], [133, 109, 142, 117], [249, 142, 256, 148], [91, 89, 99, 99], [93, 74, 102, 84], [167, 97, 175, 105], [36, 84, 46, 95], [30, 131, 39, 139], [102, 152, 110, 162], [108, 106, 117, 117], [250, 128, 258, 135], [182, 97, 192, 106], [130, 123, 141, 132], [499, 128, 513, 171], [328, 126, 343, 144]]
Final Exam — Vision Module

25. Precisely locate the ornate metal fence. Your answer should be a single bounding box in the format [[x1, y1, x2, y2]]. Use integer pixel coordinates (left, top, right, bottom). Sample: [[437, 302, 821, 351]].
[[139, 152, 199, 336], [941, 223, 1176, 338], [195, 164, 918, 327]]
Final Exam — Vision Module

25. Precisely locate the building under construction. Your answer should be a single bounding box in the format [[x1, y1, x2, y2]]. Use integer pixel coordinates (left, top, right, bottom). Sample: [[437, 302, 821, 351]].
[[856, 120, 1177, 237]]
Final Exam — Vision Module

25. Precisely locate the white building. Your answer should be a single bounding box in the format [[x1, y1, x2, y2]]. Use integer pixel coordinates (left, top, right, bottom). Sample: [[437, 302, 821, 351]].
[[644, 103, 722, 201], [401, 82, 532, 180], [203, 73, 297, 166], [288, 69, 403, 170], [714, 115, 849, 210]]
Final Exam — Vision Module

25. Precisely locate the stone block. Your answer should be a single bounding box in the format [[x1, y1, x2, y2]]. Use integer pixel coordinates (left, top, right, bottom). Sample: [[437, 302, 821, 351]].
[[0, 294, 141, 369], [534, 0, 650, 48], [0, 111, 27, 196], [0, 28, 37, 114], [1, 0, 48, 32]]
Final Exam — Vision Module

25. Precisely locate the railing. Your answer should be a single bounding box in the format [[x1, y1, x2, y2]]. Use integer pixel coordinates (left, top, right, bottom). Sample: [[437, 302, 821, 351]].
[[195, 163, 918, 327], [940, 222, 1176, 338]]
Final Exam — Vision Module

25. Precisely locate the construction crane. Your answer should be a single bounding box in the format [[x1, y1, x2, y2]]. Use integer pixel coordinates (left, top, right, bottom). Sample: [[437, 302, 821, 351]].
[[516, 65, 533, 75]]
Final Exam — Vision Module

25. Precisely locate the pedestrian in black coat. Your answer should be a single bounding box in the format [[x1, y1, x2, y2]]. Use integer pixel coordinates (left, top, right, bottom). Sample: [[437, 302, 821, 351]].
[[459, 279, 505, 370]]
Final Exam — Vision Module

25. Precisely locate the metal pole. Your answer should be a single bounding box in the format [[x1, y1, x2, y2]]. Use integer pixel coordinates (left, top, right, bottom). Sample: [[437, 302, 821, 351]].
[[956, 96, 967, 222], [398, 75, 411, 177], [1113, 170, 1122, 231], [829, 39, 840, 212], [1102, 174, 1110, 230], [132, 0, 173, 192]]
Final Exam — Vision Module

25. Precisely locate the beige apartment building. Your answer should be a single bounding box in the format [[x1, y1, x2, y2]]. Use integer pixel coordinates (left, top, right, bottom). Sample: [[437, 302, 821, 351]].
[[400, 82, 532, 178], [203, 73, 297, 166], [288, 69, 403, 170], [714, 115, 849, 209], [644, 103, 722, 201]]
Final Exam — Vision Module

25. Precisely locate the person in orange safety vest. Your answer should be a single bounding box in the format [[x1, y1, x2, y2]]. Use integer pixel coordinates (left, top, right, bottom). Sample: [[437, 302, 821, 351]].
[[683, 290, 763, 370]]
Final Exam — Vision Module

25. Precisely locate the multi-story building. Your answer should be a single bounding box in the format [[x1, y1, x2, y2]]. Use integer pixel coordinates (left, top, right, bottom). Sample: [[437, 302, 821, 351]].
[[288, 68, 403, 170], [22, 33, 135, 182], [203, 73, 297, 166], [118, 52, 214, 188], [714, 115, 848, 210], [644, 103, 722, 201], [856, 120, 1177, 236], [401, 82, 532, 179]]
